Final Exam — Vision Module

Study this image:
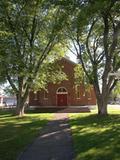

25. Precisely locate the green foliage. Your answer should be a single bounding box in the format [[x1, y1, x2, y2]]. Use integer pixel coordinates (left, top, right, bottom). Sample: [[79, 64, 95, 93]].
[[3, 85, 15, 96], [0, 0, 63, 77], [58, 0, 120, 114], [0, 0, 67, 112], [70, 109, 120, 160], [111, 82, 120, 99], [74, 64, 92, 91], [74, 64, 84, 85], [33, 60, 67, 91]]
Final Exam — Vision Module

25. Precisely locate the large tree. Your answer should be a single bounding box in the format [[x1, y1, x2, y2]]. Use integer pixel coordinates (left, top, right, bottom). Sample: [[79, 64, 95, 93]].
[[0, 0, 66, 116], [56, 0, 120, 115]]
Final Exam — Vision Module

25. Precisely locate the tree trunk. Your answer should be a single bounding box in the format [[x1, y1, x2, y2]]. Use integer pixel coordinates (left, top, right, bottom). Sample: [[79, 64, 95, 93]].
[[16, 105, 25, 117], [16, 94, 26, 117], [97, 95, 108, 116]]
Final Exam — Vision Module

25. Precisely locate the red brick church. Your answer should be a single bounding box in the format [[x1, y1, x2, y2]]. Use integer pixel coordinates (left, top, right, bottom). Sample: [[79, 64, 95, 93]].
[[29, 58, 96, 107]]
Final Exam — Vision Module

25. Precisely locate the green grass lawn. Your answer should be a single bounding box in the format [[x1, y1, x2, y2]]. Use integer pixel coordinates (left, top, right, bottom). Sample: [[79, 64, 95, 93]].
[[0, 109, 53, 160], [69, 106, 120, 160]]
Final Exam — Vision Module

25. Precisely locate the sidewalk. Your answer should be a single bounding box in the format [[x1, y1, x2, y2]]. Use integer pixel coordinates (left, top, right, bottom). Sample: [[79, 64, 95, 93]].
[[18, 113, 74, 160]]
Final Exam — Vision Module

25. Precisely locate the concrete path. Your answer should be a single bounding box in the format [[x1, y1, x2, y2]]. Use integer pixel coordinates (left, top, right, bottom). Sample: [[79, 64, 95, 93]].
[[18, 113, 74, 160]]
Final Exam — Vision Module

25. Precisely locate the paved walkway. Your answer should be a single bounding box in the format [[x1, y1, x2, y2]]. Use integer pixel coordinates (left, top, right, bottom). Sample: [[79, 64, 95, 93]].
[[18, 113, 74, 160]]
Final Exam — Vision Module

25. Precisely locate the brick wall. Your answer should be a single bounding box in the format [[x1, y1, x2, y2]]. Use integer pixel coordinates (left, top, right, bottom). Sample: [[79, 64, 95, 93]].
[[29, 58, 96, 106]]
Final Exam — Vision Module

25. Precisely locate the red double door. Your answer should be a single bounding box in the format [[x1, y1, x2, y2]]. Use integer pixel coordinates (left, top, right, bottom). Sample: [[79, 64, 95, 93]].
[[57, 94, 67, 106]]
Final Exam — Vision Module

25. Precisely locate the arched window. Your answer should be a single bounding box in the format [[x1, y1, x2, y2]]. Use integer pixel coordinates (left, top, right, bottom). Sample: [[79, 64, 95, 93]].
[[34, 91, 38, 100], [76, 85, 80, 99], [87, 90, 92, 100], [56, 87, 68, 94]]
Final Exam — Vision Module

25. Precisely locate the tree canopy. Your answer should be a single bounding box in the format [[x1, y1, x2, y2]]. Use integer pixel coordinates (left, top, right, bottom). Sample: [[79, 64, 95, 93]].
[[55, 0, 120, 115], [0, 0, 67, 116], [0, 0, 120, 116]]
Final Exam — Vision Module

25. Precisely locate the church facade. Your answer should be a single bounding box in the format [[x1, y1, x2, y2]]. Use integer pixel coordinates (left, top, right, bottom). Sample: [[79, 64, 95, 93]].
[[29, 58, 96, 107]]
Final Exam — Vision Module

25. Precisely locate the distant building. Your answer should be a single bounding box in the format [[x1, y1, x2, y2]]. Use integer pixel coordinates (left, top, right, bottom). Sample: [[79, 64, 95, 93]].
[[0, 95, 16, 107], [29, 58, 96, 107], [0, 95, 4, 107]]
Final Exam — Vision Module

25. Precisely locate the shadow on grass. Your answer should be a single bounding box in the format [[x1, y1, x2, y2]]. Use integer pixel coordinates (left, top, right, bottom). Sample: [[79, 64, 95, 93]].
[[0, 109, 17, 118], [0, 110, 50, 160], [70, 114, 120, 160]]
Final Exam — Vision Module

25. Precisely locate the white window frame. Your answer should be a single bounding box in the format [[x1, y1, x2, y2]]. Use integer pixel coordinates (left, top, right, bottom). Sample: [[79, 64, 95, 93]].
[[87, 90, 92, 100], [34, 91, 38, 100], [83, 91, 85, 96], [56, 87, 68, 94], [76, 85, 81, 99], [44, 91, 48, 100]]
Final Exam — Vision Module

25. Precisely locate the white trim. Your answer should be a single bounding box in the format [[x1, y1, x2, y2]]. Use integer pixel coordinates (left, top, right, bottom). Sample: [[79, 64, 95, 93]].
[[44, 91, 48, 100], [62, 57, 76, 65], [75, 85, 81, 99], [83, 92, 85, 96], [56, 92, 68, 94], [44, 98, 48, 100], [88, 98, 92, 100], [87, 89, 92, 100], [34, 91, 38, 100], [56, 87, 68, 94]]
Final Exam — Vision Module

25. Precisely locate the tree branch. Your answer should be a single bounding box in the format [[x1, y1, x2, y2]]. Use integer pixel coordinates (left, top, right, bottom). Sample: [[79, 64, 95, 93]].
[[86, 19, 97, 64], [33, 36, 56, 77], [109, 21, 120, 57], [6, 74, 18, 93]]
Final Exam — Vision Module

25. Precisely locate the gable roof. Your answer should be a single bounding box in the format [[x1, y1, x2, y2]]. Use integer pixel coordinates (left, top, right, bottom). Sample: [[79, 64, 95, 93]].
[[61, 57, 77, 66]]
